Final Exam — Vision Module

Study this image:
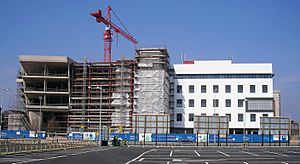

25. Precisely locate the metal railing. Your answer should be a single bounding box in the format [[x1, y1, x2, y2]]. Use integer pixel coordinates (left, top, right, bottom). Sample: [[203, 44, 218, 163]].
[[0, 140, 96, 155]]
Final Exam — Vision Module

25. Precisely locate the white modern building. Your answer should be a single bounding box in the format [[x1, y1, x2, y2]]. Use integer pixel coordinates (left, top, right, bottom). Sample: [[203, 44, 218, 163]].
[[171, 60, 275, 134]]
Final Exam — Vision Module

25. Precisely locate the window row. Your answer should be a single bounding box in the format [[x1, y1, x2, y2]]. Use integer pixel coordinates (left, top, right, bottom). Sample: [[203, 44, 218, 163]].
[[176, 113, 269, 122], [175, 74, 273, 79], [177, 85, 268, 94], [176, 99, 245, 108]]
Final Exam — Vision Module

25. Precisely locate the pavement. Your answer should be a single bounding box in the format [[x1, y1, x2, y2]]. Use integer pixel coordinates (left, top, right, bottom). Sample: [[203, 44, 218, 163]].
[[1, 146, 300, 164]]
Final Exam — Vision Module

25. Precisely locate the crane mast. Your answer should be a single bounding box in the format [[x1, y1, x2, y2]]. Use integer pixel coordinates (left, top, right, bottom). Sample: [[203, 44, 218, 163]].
[[91, 5, 138, 63]]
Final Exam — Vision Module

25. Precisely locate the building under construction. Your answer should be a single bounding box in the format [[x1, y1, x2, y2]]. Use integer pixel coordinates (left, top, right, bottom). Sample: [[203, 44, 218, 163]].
[[16, 47, 170, 135]]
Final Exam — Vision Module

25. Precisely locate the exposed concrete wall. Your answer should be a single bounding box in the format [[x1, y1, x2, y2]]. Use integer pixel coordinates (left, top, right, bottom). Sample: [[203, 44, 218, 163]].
[[28, 111, 43, 131]]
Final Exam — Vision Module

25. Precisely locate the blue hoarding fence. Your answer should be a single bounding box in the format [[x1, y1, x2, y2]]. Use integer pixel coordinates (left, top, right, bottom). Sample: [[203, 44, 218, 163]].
[[108, 133, 289, 144], [0, 130, 46, 139], [2, 130, 289, 144]]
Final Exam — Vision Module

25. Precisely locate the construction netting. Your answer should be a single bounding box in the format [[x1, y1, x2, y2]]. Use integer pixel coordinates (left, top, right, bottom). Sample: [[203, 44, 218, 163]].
[[134, 70, 169, 114]]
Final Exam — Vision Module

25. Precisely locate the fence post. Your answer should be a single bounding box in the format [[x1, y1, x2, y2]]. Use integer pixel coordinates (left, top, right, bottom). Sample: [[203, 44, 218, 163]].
[[196, 131, 199, 146], [206, 131, 209, 147], [261, 132, 264, 146], [279, 131, 281, 147], [217, 132, 220, 147], [269, 133, 271, 146], [226, 131, 228, 146]]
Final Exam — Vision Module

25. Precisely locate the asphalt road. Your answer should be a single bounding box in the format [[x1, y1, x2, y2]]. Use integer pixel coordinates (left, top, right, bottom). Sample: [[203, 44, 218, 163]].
[[1, 146, 300, 164]]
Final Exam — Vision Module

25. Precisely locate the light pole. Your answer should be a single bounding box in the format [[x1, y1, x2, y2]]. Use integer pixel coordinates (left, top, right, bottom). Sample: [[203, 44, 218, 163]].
[[97, 86, 102, 147], [0, 88, 9, 133], [243, 99, 247, 144], [38, 96, 42, 133]]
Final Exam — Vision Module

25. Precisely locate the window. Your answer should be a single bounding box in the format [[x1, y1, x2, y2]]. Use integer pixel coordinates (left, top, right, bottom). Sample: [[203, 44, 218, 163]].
[[189, 85, 194, 93], [238, 85, 243, 93], [201, 113, 206, 116], [213, 99, 219, 107], [189, 113, 194, 121], [238, 99, 244, 107], [176, 113, 182, 121], [250, 114, 256, 122], [201, 99, 206, 107], [250, 85, 256, 93], [213, 85, 219, 93], [246, 98, 273, 111], [226, 114, 231, 122], [263, 114, 268, 117], [225, 85, 231, 93], [189, 99, 194, 107], [177, 85, 182, 93], [225, 99, 231, 107], [262, 85, 268, 93], [201, 85, 206, 93], [238, 114, 243, 122], [176, 99, 182, 107]]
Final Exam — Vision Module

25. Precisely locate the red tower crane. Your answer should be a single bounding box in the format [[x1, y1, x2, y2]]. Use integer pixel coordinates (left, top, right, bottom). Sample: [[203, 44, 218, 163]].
[[90, 5, 138, 63]]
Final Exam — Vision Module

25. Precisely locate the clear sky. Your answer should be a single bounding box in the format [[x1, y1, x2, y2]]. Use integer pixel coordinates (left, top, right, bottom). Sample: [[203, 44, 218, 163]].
[[0, 0, 299, 121]]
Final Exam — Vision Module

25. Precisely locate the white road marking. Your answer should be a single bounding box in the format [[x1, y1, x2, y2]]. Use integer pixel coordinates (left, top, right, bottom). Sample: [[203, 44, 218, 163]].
[[173, 159, 182, 161], [125, 149, 155, 164], [205, 162, 209, 164], [167, 162, 170, 164], [138, 158, 144, 161], [194, 150, 200, 157], [12, 147, 117, 164], [216, 150, 230, 157], [289, 151, 300, 155], [169, 150, 173, 157], [282, 162, 288, 164], [243, 162, 248, 164], [240, 150, 260, 157], [263, 150, 289, 157]]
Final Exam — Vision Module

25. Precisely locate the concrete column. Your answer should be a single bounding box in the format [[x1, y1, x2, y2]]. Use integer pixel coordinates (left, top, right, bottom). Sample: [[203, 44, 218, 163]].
[[44, 64, 47, 76], [44, 95, 46, 106]]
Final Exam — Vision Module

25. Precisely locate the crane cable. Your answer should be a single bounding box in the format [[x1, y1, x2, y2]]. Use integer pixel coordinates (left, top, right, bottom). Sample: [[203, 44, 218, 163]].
[[111, 8, 132, 37]]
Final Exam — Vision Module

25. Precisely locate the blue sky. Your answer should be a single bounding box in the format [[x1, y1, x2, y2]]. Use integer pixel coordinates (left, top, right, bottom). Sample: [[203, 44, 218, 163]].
[[0, 0, 299, 121]]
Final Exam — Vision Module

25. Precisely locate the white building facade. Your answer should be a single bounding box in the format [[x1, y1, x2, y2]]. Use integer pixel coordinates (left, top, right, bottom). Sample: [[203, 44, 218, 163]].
[[171, 60, 274, 134]]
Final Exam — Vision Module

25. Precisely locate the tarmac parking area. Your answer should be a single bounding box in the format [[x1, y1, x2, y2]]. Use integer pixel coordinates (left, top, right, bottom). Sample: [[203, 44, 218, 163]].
[[127, 146, 300, 164]]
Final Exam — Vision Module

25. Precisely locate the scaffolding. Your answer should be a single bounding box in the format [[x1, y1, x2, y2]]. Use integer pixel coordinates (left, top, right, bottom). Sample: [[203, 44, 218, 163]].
[[68, 58, 135, 133], [134, 47, 170, 114]]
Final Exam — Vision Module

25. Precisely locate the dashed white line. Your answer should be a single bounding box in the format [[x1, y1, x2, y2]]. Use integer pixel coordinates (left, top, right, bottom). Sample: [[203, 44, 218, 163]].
[[12, 148, 118, 164], [282, 162, 288, 164], [263, 150, 289, 157], [243, 162, 248, 164], [194, 151, 200, 157], [170, 150, 173, 157], [240, 150, 260, 157], [205, 162, 209, 164], [289, 151, 300, 155], [216, 150, 230, 157], [125, 149, 156, 164]]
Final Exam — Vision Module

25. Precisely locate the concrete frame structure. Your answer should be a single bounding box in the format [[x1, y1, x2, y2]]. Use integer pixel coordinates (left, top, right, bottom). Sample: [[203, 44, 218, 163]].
[[17, 55, 72, 135], [68, 59, 135, 133]]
